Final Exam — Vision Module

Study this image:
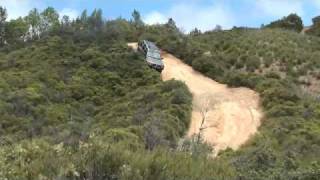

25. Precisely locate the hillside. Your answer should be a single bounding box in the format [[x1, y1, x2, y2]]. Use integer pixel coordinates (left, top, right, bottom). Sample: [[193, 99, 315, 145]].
[[161, 51, 262, 155], [157, 28, 320, 178], [129, 42, 262, 155], [0, 6, 320, 179], [163, 28, 320, 95], [0, 34, 200, 176], [0, 8, 240, 179]]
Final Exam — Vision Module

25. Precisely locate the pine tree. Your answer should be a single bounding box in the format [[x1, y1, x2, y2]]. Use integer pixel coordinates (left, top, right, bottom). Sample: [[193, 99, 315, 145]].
[[0, 6, 7, 46], [132, 9, 143, 27]]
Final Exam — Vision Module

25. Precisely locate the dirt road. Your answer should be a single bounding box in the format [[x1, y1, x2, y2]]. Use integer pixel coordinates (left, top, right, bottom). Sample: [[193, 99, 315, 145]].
[[128, 43, 138, 51], [128, 43, 263, 155], [161, 52, 262, 155]]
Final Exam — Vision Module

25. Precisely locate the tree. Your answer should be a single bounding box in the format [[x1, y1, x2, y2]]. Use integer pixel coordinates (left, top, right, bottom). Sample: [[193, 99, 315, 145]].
[[312, 16, 320, 25], [306, 15, 320, 36], [179, 93, 217, 156], [61, 15, 70, 27], [89, 9, 103, 31], [194, 94, 217, 144], [25, 8, 41, 39], [40, 7, 59, 34], [166, 18, 177, 30], [80, 10, 88, 22], [190, 28, 201, 36], [179, 134, 213, 157], [144, 115, 168, 150], [264, 13, 303, 32], [104, 18, 134, 41], [214, 25, 222, 31], [132, 9, 143, 27], [5, 18, 28, 45], [0, 6, 7, 46], [79, 10, 88, 28]]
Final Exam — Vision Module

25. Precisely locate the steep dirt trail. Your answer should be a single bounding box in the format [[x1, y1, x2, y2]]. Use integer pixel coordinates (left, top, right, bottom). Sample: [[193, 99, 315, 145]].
[[128, 43, 263, 155], [161, 53, 262, 155]]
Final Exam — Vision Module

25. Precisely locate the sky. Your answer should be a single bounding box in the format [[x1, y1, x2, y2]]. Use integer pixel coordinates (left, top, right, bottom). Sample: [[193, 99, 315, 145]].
[[1, 0, 320, 32]]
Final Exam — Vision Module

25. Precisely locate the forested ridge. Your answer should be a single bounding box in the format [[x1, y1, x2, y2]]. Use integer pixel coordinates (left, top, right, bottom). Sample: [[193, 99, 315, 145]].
[[0, 6, 319, 180]]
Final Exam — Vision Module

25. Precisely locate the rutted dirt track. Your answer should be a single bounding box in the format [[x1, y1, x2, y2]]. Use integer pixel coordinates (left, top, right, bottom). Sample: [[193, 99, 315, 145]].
[[128, 43, 263, 155]]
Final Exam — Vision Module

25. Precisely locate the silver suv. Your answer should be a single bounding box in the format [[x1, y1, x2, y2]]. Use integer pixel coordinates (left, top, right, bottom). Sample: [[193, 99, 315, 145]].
[[138, 40, 164, 72]]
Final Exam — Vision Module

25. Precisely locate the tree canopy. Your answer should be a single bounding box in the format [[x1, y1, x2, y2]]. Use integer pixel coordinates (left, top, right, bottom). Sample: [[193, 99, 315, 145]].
[[265, 13, 304, 32]]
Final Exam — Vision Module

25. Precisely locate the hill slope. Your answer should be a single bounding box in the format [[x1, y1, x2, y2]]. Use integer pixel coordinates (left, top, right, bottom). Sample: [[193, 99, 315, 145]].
[[1, 36, 227, 179], [156, 28, 320, 178], [161, 52, 262, 155], [1, 6, 320, 179]]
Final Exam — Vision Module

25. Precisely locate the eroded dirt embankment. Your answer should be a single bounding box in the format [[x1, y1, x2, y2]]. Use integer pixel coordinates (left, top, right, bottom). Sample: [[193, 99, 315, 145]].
[[161, 52, 262, 155], [128, 43, 263, 155]]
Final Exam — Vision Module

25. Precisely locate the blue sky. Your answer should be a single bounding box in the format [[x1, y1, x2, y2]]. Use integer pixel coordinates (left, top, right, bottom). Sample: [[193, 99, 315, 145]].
[[1, 0, 320, 32]]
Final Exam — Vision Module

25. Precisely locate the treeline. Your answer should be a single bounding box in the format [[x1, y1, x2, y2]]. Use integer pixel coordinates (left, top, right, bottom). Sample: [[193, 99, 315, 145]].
[[0, 7, 62, 46], [263, 13, 304, 32], [0, 6, 181, 52], [306, 16, 320, 36], [0, 7, 131, 50], [261, 12, 320, 37]]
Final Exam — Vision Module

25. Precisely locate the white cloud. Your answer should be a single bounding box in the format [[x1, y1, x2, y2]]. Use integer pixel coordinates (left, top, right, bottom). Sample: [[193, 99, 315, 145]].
[[143, 11, 167, 25], [0, 0, 78, 20], [59, 8, 79, 20], [253, 0, 304, 17], [143, 2, 236, 32], [0, 0, 44, 20]]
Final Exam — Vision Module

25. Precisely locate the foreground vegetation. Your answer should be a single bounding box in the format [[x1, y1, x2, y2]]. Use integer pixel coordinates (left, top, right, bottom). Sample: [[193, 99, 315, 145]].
[[0, 6, 319, 179]]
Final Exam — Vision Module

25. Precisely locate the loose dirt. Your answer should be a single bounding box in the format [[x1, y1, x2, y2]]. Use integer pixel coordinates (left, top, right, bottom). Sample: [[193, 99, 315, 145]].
[[128, 43, 263, 156], [127, 42, 138, 51]]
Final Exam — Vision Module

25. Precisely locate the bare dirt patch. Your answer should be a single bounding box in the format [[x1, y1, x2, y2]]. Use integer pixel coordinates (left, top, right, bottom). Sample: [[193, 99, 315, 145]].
[[128, 43, 263, 156], [127, 42, 138, 50], [161, 53, 263, 156]]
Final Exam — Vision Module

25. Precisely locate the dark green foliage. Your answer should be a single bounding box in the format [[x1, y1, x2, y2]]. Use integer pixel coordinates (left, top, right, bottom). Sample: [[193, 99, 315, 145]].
[[0, 138, 236, 180], [0, 6, 7, 46], [0, 20, 199, 177], [306, 15, 320, 36], [132, 9, 144, 27], [265, 13, 304, 32], [40, 7, 60, 33], [192, 54, 224, 78], [24, 8, 41, 40], [5, 17, 28, 46], [0, 35, 192, 143]]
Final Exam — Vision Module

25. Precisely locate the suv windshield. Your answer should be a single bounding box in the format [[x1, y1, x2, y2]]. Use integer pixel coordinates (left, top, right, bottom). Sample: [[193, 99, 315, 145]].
[[147, 57, 163, 65], [146, 41, 159, 50]]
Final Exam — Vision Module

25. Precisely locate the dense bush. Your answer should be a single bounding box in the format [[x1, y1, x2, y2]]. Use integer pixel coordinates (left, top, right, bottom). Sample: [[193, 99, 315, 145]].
[[0, 138, 237, 180], [306, 16, 320, 37], [0, 30, 202, 179], [264, 14, 304, 32]]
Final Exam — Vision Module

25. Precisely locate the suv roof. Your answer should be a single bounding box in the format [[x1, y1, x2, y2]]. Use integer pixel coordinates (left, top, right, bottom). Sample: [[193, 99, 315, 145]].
[[144, 40, 160, 51], [147, 51, 161, 59], [146, 51, 163, 66]]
